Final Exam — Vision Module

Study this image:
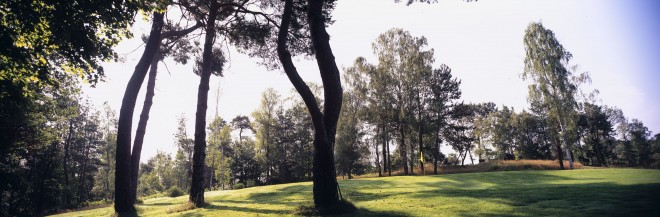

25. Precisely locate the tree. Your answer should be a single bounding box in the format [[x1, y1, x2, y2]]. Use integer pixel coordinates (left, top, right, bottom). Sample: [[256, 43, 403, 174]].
[[129, 21, 202, 203], [276, 0, 345, 210], [173, 115, 194, 191], [206, 116, 227, 190], [184, 0, 277, 206], [92, 103, 118, 200], [114, 11, 165, 213], [335, 90, 369, 179], [577, 103, 615, 166], [231, 115, 253, 142], [628, 119, 651, 166], [427, 65, 462, 172], [252, 88, 281, 184], [523, 22, 583, 170]]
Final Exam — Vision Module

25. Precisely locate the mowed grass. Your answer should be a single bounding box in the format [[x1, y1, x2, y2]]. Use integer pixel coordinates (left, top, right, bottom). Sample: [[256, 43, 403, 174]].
[[52, 168, 660, 217]]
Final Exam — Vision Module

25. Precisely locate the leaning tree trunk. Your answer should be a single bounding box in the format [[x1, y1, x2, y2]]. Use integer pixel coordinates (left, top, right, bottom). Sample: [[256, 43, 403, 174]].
[[114, 12, 164, 214], [190, 3, 218, 207], [553, 129, 565, 170], [129, 50, 160, 204]]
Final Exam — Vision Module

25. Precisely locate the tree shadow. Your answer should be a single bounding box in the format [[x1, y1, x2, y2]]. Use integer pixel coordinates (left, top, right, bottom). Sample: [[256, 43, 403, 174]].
[[410, 181, 660, 217]]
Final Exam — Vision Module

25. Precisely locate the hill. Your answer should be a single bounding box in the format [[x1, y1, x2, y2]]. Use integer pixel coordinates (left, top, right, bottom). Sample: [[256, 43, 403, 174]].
[[52, 168, 660, 216]]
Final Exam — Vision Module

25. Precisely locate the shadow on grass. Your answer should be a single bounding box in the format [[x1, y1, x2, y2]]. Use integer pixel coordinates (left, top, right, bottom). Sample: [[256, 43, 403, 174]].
[[196, 171, 659, 216], [411, 182, 660, 217]]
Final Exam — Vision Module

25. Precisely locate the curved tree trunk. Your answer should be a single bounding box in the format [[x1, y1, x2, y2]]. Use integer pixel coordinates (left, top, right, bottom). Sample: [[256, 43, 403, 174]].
[[114, 12, 164, 214], [190, 2, 218, 207], [129, 50, 160, 204], [278, 0, 342, 211]]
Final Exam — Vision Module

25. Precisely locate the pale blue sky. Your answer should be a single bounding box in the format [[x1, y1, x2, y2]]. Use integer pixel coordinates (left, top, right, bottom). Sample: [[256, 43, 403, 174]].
[[85, 0, 660, 161]]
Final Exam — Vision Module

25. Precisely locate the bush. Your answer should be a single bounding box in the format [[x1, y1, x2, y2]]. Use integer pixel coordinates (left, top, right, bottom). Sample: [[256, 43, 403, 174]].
[[234, 183, 245, 189], [246, 180, 256, 188], [167, 186, 184, 197]]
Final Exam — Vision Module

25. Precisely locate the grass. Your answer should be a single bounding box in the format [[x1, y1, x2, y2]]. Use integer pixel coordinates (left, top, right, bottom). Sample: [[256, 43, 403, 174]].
[[347, 160, 584, 179], [51, 168, 660, 217]]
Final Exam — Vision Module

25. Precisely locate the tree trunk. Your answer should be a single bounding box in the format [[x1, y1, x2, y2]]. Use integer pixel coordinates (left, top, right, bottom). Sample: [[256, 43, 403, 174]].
[[554, 132, 565, 170], [410, 127, 415, 175], [114, 12, 164, 213], [374, 136, 381, 177], [266, 128, 271, 184], [308, 0, 343, 209], [387, 136, 392, 176], [63, 120, 73, 206], [400, 126, 408, 175], [555, 109, 574, 169], [190, 3, 218, 207], [129, 49, 160, 204], [418, 111, 423, 174], [434, 122, 439, 174], [278, 0, 341, 210], [381, 121, 387, 176]]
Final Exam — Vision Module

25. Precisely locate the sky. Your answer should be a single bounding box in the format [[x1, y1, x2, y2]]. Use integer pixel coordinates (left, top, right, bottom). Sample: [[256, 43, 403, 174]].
[[84, 0, 660, 162]]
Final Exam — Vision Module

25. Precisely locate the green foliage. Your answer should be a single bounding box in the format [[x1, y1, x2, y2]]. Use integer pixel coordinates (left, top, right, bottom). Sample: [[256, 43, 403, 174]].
[[166, 187, 184, 197], [246, 180, 256, 188], [0, 0, 142, 95], [234, 183, 245, 190]]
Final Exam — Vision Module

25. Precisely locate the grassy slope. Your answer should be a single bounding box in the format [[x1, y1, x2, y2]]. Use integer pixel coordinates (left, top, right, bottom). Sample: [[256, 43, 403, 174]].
[[53, 168, 660, 217]]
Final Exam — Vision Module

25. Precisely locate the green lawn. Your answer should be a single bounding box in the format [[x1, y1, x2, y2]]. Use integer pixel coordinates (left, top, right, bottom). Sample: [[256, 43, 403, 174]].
[[52, 168, 660, 217]]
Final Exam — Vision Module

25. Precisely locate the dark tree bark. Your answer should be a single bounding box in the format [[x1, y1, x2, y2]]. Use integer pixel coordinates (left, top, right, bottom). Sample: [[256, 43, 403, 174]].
[[381, 122, 387, 176], [278, 0, 342, 210], [387, 135, 392, 176], [114, 12, 164, 214], [399, 126, 408, 175], [374, 136, 381, 177], [129, 49, 160, 204], [410, 126, 415, 175], [129, 21, 201, 204], [190, 2, 218, 207], [418, 111, 424, 174], [552, 127, 565, 170]]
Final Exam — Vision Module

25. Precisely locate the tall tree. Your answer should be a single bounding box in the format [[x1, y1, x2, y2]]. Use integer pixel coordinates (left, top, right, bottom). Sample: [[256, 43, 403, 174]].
[[427, 65, 461, 173], [523, 22, 582, 170], [276, 0, 345, 210], [114, 12, 165, 213], [253, 88, 281, 184], [371, 28, 434, 174], [129, 21, 203, 204]]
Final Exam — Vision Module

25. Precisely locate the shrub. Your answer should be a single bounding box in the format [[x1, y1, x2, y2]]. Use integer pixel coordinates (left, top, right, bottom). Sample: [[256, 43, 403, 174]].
[[246, 180, 256, 188], [234, 183, 245, 189], [167, 186, 184, 197]]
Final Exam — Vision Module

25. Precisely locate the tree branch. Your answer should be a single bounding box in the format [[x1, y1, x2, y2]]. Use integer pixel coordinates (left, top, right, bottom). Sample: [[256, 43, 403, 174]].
[[277, 0, 325, 135]]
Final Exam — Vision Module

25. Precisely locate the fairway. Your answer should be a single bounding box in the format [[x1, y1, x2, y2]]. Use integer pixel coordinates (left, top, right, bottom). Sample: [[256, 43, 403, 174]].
[[53, 168, 660, 217]]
